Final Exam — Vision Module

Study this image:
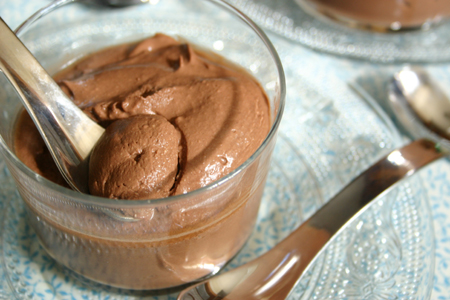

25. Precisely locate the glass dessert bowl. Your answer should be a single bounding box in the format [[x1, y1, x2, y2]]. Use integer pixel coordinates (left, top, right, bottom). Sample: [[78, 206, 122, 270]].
[[0, 0, 285, 291]]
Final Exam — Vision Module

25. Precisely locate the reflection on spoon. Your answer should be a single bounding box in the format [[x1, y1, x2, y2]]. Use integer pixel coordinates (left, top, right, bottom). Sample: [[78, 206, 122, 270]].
[[390, 65, 450, 141], [0, 18, 145, 223], [0, 18, 104, 193]]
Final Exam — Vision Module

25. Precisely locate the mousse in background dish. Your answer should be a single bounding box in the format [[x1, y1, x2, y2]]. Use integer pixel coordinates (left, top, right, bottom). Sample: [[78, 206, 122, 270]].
[[297, 0, 450, 30]]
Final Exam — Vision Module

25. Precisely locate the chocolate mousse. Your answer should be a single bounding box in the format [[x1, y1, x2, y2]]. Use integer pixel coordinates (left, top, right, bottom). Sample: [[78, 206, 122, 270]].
[[13, 34, 271, 289], [298, 0, 450, 30], [15, 33, 270, 198]]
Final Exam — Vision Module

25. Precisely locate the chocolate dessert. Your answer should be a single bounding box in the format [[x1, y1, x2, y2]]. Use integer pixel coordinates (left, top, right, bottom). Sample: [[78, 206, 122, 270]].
[[16, 33, 270, 198], [13, 34, 272, 289]]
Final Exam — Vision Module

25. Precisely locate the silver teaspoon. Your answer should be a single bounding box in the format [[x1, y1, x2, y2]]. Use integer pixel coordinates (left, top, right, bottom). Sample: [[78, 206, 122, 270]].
[[178, 138, 446, 300], [390, 65, 450, 143], [0, 18, 104, 193]]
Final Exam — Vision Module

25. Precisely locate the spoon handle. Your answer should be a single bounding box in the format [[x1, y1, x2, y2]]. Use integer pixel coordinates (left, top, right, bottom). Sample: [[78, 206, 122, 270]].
[[179, 139, 447, 300], [0, 18, 104, 193]]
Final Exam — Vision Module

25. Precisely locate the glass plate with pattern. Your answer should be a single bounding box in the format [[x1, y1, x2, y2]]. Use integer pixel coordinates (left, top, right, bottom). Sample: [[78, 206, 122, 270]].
[[226, 0, 450, 63]]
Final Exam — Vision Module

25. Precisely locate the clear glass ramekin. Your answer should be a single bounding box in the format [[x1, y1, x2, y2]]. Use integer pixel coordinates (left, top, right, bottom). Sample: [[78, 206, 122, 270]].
[[0, 0, 285, 291]]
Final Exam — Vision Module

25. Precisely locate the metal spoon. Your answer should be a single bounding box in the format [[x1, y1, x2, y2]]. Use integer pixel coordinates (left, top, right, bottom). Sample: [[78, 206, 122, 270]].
[[0, 18, 104, 193], [390, 65, 450, 144], [178, 138, 446, 300]]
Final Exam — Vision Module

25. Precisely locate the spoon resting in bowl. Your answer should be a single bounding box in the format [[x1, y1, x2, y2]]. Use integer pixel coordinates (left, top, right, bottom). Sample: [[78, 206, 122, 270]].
[[0, 18, 104, 193], [178, 138, 447, 300]]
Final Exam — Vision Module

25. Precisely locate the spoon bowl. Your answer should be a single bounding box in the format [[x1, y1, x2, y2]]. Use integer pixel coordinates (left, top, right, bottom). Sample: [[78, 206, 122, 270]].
[[0, 18, 149, 223], [0, 18, 104, 193], [1, 0, 153, 192], [389, 65, 450, 146]]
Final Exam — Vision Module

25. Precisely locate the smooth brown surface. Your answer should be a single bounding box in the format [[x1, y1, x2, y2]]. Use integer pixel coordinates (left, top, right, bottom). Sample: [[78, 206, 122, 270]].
[[25, 183, 264, 289], [89, 114, 181, 199]]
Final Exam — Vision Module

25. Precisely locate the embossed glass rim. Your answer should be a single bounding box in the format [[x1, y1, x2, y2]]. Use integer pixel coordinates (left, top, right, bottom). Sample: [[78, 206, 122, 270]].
[[0, 0, 286, 208], [225, 0, 450, 63]]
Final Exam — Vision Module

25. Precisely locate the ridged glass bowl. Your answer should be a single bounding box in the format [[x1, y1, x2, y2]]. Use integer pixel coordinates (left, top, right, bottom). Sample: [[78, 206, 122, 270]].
[[0, 0, 285, 291]]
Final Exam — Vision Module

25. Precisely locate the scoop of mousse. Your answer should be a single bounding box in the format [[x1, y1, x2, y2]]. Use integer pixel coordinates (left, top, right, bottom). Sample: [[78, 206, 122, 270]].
[[88, 114, 181, 199]]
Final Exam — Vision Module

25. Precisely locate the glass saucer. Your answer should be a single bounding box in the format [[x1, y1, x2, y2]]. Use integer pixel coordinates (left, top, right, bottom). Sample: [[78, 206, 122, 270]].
[[0, 76, 435, 299], [226, 0, 450, 63]]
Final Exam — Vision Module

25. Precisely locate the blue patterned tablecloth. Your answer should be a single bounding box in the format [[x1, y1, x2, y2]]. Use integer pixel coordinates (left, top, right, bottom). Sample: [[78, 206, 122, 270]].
[[1, 1, 450, 299]]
